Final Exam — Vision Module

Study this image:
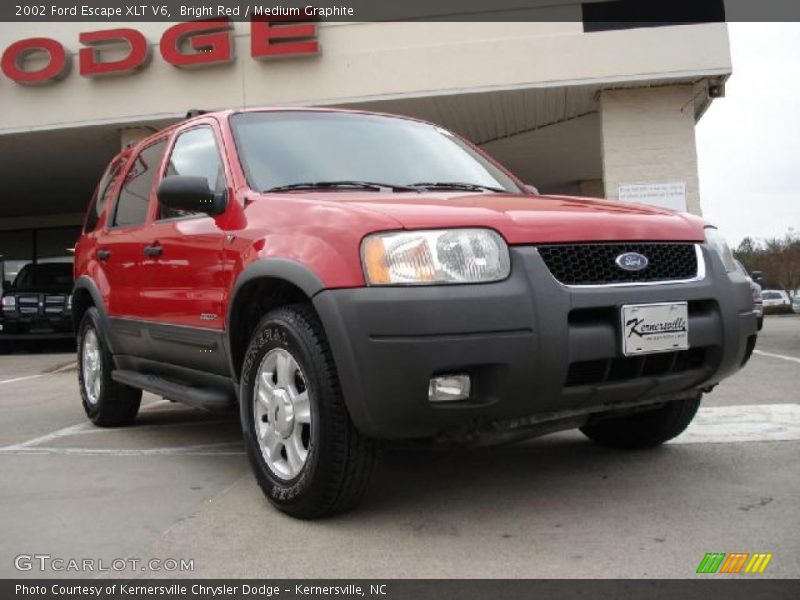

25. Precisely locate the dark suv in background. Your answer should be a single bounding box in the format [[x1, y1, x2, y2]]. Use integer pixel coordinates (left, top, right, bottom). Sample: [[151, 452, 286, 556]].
[[0, 262, 74, 352]]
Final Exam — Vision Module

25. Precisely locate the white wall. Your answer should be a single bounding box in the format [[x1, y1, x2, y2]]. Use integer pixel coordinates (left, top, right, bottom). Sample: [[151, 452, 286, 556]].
[[0, 22, 731, 134], [600, 85, 703, 214]]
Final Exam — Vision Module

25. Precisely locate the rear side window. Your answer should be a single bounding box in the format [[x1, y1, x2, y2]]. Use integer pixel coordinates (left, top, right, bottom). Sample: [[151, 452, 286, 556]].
[[159, 127, 226, 220], [113, 140, 167, 227], [84, 157, 125, 233]]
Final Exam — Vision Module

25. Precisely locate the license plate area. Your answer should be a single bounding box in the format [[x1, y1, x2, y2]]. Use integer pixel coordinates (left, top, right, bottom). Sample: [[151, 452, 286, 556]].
[[621, 302, 689, 356]]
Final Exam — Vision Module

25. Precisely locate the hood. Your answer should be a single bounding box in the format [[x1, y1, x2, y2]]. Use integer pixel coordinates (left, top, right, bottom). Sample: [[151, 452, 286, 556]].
[[304, 191, 707, 244]]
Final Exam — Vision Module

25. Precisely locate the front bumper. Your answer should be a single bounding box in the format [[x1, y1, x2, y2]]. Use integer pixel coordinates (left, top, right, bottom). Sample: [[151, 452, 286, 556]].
[[313, 244, 757, 440], [0, 314, 74, 340]]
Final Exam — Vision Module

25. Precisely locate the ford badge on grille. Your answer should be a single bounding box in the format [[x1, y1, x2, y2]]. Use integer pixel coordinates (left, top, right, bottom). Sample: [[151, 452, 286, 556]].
[[615, 252, 649, 272]]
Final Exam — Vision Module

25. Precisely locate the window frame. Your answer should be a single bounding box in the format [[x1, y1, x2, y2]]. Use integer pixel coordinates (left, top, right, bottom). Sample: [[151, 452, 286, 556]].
[[108, 137, 169, 230], [84, 153, 128, 234], [155, 124, 230, 223]]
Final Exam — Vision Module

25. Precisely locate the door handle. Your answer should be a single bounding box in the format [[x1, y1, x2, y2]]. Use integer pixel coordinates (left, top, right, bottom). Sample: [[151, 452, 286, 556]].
[[97, 249, 111, 260], [143, 244, 163, 257]]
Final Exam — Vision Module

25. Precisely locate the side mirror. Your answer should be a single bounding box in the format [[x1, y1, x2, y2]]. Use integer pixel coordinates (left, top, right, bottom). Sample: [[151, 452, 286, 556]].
[[157, 175, 226, 216], [524, 184, 539, 195]]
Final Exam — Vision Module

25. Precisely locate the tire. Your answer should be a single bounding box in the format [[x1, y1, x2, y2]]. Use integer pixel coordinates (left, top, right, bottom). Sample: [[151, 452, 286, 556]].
[[77, 307, 141, 427], [240, 304, 376, 519], [580, 393, 702, 450]]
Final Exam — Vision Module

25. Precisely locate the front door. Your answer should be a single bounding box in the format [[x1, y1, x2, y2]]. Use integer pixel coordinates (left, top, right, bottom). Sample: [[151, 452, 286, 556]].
[[136, 123, 230, 375]]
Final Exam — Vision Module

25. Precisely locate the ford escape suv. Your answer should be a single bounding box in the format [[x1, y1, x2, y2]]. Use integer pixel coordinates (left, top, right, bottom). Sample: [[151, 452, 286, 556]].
[[73, 108, 758, 518]]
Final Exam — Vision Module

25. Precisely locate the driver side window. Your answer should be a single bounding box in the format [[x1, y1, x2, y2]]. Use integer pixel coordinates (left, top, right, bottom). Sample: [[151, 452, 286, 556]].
[[159, 127, 226, 220]]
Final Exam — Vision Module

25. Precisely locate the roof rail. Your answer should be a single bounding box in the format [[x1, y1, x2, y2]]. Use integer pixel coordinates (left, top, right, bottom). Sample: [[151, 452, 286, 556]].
[[185, 109, 208, 118]]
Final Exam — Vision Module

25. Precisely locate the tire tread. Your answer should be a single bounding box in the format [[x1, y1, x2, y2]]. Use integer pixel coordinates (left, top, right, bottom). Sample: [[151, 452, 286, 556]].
[[243, 304, 375, 518], [580, 394, 702, 450]]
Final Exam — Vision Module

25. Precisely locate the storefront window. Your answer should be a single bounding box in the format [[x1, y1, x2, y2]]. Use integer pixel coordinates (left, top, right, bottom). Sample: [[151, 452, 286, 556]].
[[0, 226, 80, 290]]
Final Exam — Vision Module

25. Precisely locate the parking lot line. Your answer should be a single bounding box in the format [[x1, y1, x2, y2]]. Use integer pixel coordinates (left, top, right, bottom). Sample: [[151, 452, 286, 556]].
[[0, 373, 47, 385], [1, 443, 245, 456], [0, 361, 76, 385], [0, 398, 175, 454], [753, 349, 800, 364], [672, 403, 800, 444], [0, 422, 91, 451]]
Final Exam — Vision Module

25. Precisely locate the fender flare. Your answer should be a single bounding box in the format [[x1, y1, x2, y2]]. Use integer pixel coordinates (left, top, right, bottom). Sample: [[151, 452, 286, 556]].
[[225, 258, 326, 379], [72, 276, 117, 354], [226, 258, 326, 325]]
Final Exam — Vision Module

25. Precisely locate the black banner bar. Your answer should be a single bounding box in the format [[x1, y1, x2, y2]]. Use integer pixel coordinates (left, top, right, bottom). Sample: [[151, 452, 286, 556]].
[[3, 580, 800, 600], [1, 0, 800, 23]]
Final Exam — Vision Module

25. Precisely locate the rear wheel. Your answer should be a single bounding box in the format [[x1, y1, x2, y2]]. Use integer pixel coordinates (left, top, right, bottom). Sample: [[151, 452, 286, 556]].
[[580, 393, 702, 449], [78, 307, 141, 426], [240, 305, 375, 519]]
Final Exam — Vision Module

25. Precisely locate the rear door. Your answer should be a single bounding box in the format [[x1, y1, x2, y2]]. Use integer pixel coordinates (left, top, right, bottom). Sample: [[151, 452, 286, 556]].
[[135, 122, 230, 374], [99, 138, 168, 356]]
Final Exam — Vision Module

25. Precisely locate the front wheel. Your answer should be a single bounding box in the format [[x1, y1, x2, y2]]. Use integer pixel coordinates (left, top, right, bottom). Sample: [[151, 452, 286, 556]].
[[580, 393, 702, 449], [78, 307, 142, 426], [240, 305, 375, 519]]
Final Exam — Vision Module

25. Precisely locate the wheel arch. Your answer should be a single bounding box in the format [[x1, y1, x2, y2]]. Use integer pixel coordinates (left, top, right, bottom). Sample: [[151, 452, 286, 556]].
[[226, 259, 326, 382], [72, 276, 117, 354]]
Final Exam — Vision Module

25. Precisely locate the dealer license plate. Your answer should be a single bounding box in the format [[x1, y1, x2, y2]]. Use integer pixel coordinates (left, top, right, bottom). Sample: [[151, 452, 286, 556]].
[[621, 302, 689, 356]]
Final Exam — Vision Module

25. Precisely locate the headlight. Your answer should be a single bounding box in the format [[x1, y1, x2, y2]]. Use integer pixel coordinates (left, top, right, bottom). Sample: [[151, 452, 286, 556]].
[[2, 296, 15, 310], [362, 229, 511, 285], [66, 294, 72, 311], [705, 227, 737, 273]]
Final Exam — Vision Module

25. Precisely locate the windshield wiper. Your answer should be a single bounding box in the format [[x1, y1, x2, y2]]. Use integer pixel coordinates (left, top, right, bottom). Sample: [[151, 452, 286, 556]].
[[265, 180, 418, 193], [408, 182, 507, 193]]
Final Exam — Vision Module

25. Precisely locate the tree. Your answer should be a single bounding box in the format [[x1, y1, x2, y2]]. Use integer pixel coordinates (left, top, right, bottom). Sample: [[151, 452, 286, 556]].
[[734, 237, 758, 264], [764, 229, 800, 295], [734, 229, 800, 294]]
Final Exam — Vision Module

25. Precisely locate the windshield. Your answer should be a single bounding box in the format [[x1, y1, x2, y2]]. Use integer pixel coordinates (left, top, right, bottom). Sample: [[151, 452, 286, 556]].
[[230, 111, 523, 194], [11, 263, 73, 291], [761, 291, 782, 300]]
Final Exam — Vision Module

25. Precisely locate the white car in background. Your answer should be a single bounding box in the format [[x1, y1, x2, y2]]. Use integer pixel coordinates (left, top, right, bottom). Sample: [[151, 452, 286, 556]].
[[793, 293, 800, 314], [761, 290, 791, 308]]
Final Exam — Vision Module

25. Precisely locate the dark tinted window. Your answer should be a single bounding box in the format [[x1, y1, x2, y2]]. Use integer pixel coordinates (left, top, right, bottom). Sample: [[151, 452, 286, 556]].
[[85, 156, 126, 232], [113, 140, 167, 227], [160, 127, 225, 220], [12, 263, 74, 290]]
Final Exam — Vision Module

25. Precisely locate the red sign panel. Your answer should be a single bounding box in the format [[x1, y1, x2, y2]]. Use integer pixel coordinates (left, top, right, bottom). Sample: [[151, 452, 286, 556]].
[[1, 19, 320, 85]]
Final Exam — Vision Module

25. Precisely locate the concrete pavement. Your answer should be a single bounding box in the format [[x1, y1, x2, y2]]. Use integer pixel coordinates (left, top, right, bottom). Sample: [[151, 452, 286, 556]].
[[1, 317, 798, 579]]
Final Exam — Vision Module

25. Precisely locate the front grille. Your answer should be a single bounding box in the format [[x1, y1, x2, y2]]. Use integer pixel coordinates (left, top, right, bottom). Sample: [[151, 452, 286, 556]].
[[565, 348, 708, 387], [537, 243, 698, 285], [44, 295, 66, 315], [17, 295, 40, 315]]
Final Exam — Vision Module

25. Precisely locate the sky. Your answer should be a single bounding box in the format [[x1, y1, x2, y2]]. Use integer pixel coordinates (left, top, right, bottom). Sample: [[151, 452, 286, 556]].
[[696, 22, 800, 249]]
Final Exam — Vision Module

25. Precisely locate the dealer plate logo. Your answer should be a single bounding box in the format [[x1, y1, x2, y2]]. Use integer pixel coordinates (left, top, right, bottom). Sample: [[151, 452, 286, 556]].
[[615, 252, 649, 272], [621, 302, 689, 356]]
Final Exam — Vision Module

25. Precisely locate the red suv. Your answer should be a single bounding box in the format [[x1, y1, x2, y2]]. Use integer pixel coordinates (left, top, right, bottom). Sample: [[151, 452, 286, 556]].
[[73, 108, 758, 518]]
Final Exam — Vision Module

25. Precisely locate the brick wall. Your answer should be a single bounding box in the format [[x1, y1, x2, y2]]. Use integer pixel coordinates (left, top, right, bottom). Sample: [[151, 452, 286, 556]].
[[599, 85, 702, 215]]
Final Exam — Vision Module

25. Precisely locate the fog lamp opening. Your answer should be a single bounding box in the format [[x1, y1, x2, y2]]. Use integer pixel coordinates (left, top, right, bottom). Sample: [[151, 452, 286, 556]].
[[428, 374, 471, 403]]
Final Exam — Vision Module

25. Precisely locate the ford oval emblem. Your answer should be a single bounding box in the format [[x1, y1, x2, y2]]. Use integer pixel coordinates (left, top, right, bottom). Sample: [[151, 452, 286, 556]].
[[615, 252, 649, 272]]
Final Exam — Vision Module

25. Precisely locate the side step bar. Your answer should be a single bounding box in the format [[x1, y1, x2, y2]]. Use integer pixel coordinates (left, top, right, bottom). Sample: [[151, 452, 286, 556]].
[[111, 369, 234, 413]]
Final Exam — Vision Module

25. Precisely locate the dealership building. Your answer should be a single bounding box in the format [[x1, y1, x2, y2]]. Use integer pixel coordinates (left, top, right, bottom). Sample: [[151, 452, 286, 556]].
[[0, 4, 732, 282]]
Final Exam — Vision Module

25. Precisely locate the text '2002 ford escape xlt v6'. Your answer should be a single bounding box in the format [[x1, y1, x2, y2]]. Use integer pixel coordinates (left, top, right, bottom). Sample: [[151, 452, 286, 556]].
[[72, 108, 758, 518]]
